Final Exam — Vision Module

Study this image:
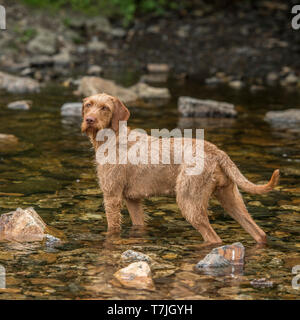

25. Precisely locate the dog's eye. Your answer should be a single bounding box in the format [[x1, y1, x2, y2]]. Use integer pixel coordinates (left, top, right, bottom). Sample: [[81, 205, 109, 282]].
[[101, 106, 109, 111], [85, 103, 92, 108]]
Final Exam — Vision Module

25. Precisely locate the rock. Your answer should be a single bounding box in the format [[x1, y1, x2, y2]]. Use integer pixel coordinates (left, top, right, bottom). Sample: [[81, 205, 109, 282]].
[[196, 253, 231, 269], [0, 207, 53, 242], [0, 71, 40, 94], [250, 278, 273, 288], [85, 16, 112, 34], [76, 76, 138, 104], [250, 85, 265, 92], [110, 28, 126, 38], [87, 39, 108, 52], [0, 133, 18, 144], [265, 109, 300, 124], [281, 73, 298, 86], [61, 103, 82, 117], [121, 250, 152, 263], [266, 72, 279, 85], [176, 25, 190, 38], [147, 63, 170, 73], [196, 242, 245, 269], [44, 234, 61, 247], [0, 134, 19, 153], [27, 28, 57, 55], [229, 80, 244, 89], [211, 242, 245, 265], [178, 96, 237, 118], [7, 100, 32, 111], [53, 50, 72, 67], [29, 55, 54, 68], [140, 73, 168, 84], [113, 261, 155, 291], [87, 65, 103, 76], [130, 82, 171, 100], [205, 77, 223, 85]]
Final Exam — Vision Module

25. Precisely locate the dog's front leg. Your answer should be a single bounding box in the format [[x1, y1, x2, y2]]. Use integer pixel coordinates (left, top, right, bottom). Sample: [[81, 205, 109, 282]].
[[125, 199, 144, 226], [103, 194, 123, 233]]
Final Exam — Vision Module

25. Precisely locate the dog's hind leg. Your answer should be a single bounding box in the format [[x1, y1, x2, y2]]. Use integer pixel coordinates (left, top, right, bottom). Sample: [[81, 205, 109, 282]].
[[176, 172, 222, 244], [125, 199, 145, 226], [215, 183, 267, 243]]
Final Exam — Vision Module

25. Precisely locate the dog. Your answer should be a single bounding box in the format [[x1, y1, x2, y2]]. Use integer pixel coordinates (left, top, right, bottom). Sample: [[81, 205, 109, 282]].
[[81, 93, 279, 244]]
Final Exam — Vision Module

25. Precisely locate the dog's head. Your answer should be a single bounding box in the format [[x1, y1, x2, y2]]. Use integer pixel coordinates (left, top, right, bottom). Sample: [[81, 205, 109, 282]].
[[81, 93, 130, 136]]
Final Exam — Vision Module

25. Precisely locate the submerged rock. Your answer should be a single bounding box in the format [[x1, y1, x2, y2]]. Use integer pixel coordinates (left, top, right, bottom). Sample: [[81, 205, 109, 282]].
[[178, 96, 237, 118], [0, 72, 40, 94], [121, 250, 152, 263], [0, 207, 56, 242], [0, 133, 19, 145], [113, 261, 155, 291], [7, 100, 32, 111], [61, 102, 82, 116], [265, 109, 300, 124]]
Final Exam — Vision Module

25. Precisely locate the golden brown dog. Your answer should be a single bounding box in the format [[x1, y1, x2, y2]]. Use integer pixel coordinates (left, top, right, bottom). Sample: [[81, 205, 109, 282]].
[[81, 93, 279, 244]]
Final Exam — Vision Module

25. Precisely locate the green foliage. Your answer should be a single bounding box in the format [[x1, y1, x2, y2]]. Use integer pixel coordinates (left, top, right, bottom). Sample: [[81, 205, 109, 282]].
[[21, 0, 184, 25]]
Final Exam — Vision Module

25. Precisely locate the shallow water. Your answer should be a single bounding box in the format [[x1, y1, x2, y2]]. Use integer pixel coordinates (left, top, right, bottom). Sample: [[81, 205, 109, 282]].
[[0, 77, 299, 300]]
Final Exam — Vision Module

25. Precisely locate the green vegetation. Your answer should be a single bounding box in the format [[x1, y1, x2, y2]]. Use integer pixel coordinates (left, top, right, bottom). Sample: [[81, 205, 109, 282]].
[[21, 0, 185, 25]]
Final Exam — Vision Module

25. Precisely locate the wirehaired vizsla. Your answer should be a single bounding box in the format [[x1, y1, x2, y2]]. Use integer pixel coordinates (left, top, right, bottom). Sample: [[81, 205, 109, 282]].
[[81, 93, 279, 244]]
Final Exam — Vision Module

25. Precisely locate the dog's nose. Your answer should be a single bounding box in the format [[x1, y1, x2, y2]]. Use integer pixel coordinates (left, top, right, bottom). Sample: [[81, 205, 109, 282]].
[[86, 116, 95, 125]]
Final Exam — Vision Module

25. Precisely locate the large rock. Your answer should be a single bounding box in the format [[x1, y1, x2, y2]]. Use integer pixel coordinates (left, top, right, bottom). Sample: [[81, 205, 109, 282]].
[[76, 76, 171, 104], [130, 82, 171, 100], [0, 133, 19, 152], [121, 250, 152, 263], [178, 96, 237, 118], [61, 102, 82, 116], [113, 261, 155, 291], [265, 109, 300, 124], [0, 207, 53, 242], [0, 72, 40, 94], [76, 76, 138, 104], [27, 28, 57, 55]]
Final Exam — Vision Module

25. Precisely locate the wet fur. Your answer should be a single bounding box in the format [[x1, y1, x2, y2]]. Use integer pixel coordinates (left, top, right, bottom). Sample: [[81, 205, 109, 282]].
[[81, 93, 279, 244]]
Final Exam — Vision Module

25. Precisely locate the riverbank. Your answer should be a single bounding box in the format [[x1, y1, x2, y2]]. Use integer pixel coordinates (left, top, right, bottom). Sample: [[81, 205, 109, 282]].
[[0, 1, 300, 90]]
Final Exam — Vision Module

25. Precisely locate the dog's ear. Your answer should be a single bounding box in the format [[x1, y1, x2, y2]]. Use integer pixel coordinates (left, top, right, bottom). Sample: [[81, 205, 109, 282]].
[[111, 97, 130, 132]]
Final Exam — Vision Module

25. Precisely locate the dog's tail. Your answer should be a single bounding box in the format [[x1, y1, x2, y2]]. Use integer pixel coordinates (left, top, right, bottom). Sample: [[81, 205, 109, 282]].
[[218, 151, 279, 194]]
